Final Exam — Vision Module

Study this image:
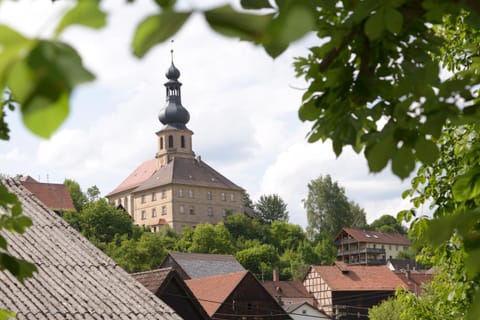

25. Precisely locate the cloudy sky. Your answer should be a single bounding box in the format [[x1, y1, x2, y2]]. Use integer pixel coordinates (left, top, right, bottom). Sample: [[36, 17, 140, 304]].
[[0, 0, 417, 227]]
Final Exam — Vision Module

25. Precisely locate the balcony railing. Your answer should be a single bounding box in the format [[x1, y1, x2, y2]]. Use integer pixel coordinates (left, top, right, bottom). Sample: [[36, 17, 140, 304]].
[[337, 247, 386, 256]]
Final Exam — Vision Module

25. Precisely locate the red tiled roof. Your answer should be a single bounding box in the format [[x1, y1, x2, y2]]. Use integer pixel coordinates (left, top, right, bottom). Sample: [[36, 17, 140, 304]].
[[107, 159, 157, 196], [311, 262, 407, 291], [395, 272, 433, 294], [337, 228, 411, 246], [186, 271, 247, 316], [20, 178, 75, 211], [262, 280, 316, 306]]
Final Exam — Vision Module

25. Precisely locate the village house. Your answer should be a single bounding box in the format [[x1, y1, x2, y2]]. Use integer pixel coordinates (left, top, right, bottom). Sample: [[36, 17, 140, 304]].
[[19, 175, 75, 213], [107, 60, 244, 232], [133, 267, 210, 319], [0, 179, 180, 320], [334, 228, 411, 265], [303, 262, 407, 319], [186, 270, 293, 320]]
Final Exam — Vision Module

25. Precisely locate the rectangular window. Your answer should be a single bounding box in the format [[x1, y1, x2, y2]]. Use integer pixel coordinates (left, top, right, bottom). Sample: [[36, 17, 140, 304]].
[[221, 192, 226, 201], [230, 193, 235, 202], [162, 206, 167, 215], [141, 195, 146, 204], [141, 210, 146, 220], [162, 190, 166, 199], [207, 191, 212, 200], [189, 206, 195, 215], [179, 205, 185, 214], [208, 207, 213, 216], [188, 189, 194, 198], [222, 209, 227, 217], [179, 188, 184, 198], [152, 208, 157, 218], [152, 192, 156, 201]]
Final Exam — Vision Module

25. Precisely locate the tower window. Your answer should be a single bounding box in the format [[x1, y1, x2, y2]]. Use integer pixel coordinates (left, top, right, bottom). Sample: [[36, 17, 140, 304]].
[[168, 135, 174, 148], [160, 137, 164, 150], [181, 135, 185, 148]]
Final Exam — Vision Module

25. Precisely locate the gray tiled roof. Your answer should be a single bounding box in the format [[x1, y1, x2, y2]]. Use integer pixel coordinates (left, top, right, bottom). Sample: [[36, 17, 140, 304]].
[[133, 157, 243, 193], [0, 179, 182, 320], [167, 252, 245, 279]]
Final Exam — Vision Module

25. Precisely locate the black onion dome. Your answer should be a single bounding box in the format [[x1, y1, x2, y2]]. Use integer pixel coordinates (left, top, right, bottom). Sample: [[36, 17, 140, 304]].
[[165, 62, 180, 80], [158, 61, 190, 129]]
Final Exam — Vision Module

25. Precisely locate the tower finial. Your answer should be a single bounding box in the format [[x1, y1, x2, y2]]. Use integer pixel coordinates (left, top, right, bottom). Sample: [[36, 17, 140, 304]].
[[170, 39, 174, 63]]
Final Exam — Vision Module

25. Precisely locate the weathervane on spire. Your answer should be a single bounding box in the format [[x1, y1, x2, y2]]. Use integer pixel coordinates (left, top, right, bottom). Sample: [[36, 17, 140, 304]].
[[170, 39, 174, 63]]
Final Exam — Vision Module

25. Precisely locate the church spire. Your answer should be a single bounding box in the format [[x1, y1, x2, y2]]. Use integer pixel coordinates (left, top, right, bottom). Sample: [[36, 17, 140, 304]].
[[158, 43, 190, 130]]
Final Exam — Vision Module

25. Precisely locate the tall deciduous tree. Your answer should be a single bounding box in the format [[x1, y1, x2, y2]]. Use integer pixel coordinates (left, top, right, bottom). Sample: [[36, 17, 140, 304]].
[[369, 214, 407, 235], [255, 194, 289, 223], [304, 175, 366, 240], [64, 178, 88, 212]]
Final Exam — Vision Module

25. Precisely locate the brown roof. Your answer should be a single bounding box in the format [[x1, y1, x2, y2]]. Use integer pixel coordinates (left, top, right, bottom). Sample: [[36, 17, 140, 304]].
[[161, 252, 246, 279], [262, 280, 316, 306], [132, 267, 173, 294], [186, 271, 248, 316], [108, 157, 243, 197], [0, 179, 180, 320], [107, 159, 157, 196], [310, 262, 407, 291], [395, 271, 433, 294], [20, 177, 75, 211], [337, 228, 411, 246]]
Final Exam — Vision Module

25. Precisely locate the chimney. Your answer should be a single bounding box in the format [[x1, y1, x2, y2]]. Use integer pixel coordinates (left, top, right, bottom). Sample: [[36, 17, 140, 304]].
[[406, 263, 411, 283], [273, 269, 279, 282]]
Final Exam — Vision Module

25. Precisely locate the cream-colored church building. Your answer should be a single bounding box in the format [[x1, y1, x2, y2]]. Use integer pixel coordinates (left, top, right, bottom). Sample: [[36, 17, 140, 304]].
[[107, 60, 244, 232]]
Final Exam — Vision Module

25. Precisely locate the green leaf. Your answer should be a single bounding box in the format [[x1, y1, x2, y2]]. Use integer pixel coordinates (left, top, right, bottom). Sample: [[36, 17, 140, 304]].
[[132, 11, 191, 58], [365, 131, 395, 173], [425, 216, 454, 247], [414, 137, 439, 165], [0, 253, 37, 283], [384, 7, 403, 34], [0, 25, 32, 83], [263, 5, 314, 57], [0, 309, 16, 320], [0, 236, 6, 250], [241, 0, 273, 9], [204, 5, 273, 43], [22, 93, 70, 139], [364, 9, 385, 41], [452, 166, 480, 202], [54, 0, 107, 37], [391, 145, 415, 179], [154, 0, 176, 9]]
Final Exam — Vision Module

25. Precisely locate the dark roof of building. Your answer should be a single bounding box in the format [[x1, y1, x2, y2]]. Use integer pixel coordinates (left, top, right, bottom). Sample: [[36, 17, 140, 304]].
[[262, 280, 316, 307], [132, 267, 210, 320], [108, 157, 242, 197], [337, 228, 411, 246], [387, 259, 425, 271], [163, 252, 246, 279], [19, 176, 75, 211], [0, 179, 180, 320], [186, 271, 248, 317], [309, 262, 407, 291], [132, 268, 173, 294]]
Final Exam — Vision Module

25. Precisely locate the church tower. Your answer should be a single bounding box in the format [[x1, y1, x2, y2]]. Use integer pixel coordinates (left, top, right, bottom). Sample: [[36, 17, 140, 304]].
[[107, 53, 244, 232], [155, 59, 194, 167]]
